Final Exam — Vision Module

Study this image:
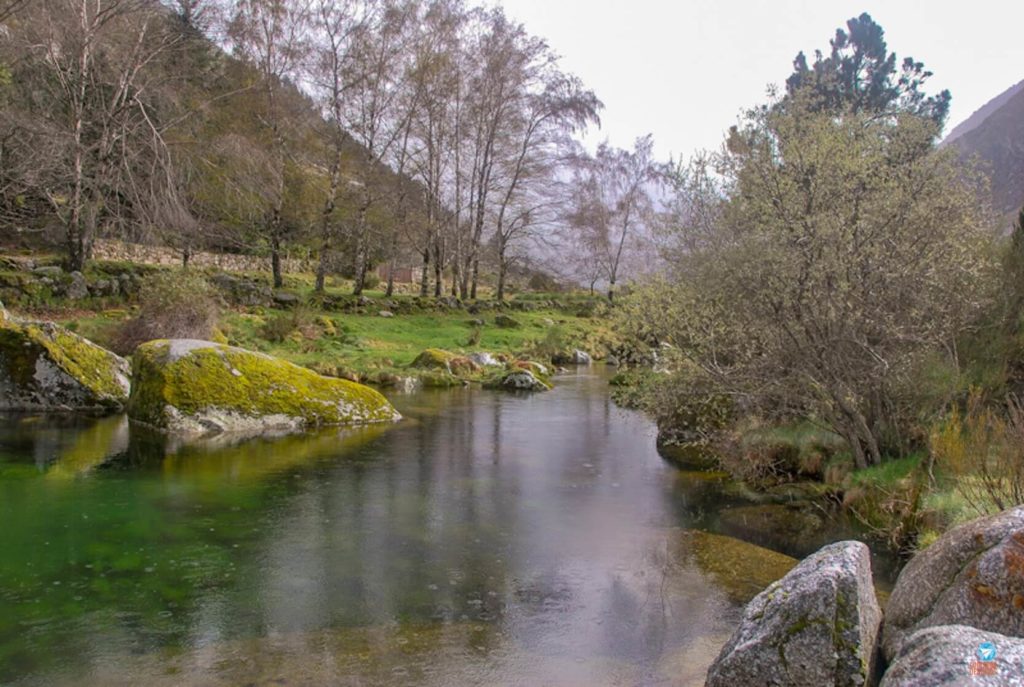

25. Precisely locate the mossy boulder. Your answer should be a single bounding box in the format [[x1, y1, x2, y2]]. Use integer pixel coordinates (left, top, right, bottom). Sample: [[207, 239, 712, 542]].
[[706, 541, 882, 687], [0, 314, 130, 411], [128, 339, 400, 436], [494, 314, 521, 329], [483, 369, 552, 392], [410, 348, 481, 377]]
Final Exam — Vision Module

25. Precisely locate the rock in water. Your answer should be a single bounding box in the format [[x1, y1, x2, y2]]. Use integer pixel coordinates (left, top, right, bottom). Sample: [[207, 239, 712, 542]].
[[881, 506, 1024, 661], [0, 317, 130, 411], [129, 339, 400, 436], [881, 625, 1024, 686], [705, 540, 881, 687], [483, 369, 551, 392], [572, 349, 592, 364]]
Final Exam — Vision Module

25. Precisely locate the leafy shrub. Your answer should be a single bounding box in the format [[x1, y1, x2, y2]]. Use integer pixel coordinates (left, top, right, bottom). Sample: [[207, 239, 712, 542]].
[[111, 269, 220, 355], [535, 325, 566, 360], [259, 306, 318, 343], [930, 391, 1024, 515]]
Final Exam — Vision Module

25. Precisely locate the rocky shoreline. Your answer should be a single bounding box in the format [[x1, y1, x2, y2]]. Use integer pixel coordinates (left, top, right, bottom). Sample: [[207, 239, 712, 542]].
[[706, 506, 1024, 686]]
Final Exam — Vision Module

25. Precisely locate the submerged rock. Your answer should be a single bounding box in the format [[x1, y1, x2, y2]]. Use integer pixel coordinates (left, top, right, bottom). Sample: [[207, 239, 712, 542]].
[[705, 540, 881, 687], [674, 529, 797, 604], [881, 625, 1024, 686], [717, 503, 827, 553], [128, 339, 400, 436], [881, 506, 1024, 661], [0, 315, 130, 411]]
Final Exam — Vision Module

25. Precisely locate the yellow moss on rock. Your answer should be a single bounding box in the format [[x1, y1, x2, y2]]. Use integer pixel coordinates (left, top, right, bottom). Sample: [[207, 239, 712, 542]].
[[0, 316, 130, 411], [129, 339, 401, 435]]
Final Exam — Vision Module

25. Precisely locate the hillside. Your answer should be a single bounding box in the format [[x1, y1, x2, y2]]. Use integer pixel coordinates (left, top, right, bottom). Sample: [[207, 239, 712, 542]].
[[949, 83, 1024, 224], [944, 79, 1024, 144]]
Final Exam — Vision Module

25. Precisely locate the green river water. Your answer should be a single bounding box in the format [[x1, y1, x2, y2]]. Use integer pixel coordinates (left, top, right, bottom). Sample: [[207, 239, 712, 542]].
[[0, 369, 880, 686]]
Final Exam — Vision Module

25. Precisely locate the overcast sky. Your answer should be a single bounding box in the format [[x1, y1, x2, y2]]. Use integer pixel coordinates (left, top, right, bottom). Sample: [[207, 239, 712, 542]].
[[497, 0, 1024, 161]]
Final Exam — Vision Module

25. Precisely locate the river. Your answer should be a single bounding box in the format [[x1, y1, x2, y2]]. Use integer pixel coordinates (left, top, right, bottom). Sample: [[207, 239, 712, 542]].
[[0, 369, 879, 686]]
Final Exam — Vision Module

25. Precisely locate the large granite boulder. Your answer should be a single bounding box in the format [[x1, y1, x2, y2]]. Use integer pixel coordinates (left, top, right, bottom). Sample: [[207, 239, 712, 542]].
[[0, 311, 130, 411], [881, 625, 1024, 686], [881, 506, 1024, 661], [128, 339, 400, 436], [706, 540, 882, 687]]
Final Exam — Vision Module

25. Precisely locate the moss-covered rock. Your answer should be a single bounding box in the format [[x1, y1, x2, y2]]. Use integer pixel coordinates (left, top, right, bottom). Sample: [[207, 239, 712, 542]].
[[0, 314, 130, 411], [494, 314, 521, 328], [483, 369, 552, 392], [410, 348, 481, 376], [128, 339, 400, 436]]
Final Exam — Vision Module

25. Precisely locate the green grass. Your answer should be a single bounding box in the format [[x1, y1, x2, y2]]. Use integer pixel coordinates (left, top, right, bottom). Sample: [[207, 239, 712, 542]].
[[219, 306, 611, 375], [742, 421, 845, 452], [846, 453, 924, 488], [21, 262, 617, 381]]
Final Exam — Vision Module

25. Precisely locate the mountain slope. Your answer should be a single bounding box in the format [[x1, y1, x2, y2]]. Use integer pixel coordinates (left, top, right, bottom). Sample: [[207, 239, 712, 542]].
[[944, 79, 1024, 145], [950, 83, 1024, 224]]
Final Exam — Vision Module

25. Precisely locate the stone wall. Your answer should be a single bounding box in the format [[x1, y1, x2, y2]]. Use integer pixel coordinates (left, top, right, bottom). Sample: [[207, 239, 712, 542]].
[[92, 239, 314, 274]]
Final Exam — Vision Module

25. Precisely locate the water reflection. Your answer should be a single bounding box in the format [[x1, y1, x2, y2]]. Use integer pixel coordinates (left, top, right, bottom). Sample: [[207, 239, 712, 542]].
[[0, 372, 796, 686]]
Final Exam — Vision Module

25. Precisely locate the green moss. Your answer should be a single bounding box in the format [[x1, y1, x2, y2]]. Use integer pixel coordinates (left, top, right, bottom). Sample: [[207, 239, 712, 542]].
[[676, 529, 797, 604], [42, 327, 128, 401], [129, 340, 398, 431], [0, 318, 128, 408], [411, 348, 458, 370]]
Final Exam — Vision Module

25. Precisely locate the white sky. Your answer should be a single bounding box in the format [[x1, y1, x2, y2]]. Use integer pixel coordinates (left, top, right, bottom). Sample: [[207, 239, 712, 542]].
[[497, 0, 1024, 161]]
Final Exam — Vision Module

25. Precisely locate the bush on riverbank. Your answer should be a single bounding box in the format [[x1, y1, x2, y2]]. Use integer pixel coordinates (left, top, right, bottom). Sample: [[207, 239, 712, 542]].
[[110, 270, 221, 355]]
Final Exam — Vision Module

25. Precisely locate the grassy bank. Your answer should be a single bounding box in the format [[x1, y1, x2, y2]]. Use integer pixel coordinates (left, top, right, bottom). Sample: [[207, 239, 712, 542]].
[[0, 258, 618, 386]]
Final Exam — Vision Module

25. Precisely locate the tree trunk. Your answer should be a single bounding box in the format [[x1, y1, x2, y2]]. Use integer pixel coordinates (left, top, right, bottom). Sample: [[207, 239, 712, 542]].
[[270, 231, 282, 286], [470, 257, 479, 300], [385, 260, 395, 297], [496, 263, 507, 301], [351, 207, 368, 296], [315, 248, 330, 293], [419, 249, 430, 297]]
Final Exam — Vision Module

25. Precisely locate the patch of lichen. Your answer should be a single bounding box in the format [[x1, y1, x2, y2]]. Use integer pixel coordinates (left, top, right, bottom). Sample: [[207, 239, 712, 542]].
[[130, 340, 398, 429]]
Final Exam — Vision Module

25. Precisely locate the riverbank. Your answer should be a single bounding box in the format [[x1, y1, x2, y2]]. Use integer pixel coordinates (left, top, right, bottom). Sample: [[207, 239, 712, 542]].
[[0, 255, 619, 387]]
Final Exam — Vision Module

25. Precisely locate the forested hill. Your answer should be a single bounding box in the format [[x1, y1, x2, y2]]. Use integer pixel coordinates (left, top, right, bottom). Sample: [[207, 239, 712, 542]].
[[945, 79, 1024, 224], [2, 1, 662, 302]]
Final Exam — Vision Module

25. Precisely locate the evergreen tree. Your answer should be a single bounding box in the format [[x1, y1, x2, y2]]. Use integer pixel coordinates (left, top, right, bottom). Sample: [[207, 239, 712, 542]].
[[785, 12, 951, 127]]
